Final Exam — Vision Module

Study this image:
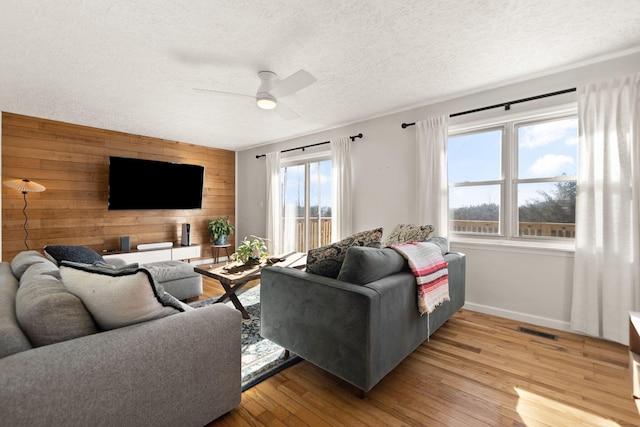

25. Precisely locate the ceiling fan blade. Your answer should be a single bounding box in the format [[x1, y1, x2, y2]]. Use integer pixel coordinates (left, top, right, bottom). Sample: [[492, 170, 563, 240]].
[[193, 88, 254, 100], [273, 102, 300, 120], [269, 69, 317, 99]]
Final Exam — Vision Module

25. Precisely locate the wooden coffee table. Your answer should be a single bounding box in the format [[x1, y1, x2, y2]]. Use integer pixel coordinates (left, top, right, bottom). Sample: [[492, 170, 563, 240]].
[[194, 252, 306, 319]]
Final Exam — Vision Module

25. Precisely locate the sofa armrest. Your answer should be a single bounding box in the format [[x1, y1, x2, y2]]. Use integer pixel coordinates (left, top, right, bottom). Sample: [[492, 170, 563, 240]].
[[444, 251, 466, 308], [261, 266, 381, 390], [0, 304, 241, 427]]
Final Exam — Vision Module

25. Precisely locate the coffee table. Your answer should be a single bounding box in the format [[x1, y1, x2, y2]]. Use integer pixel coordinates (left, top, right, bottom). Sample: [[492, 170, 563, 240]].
[[194, 252, 306, 319]]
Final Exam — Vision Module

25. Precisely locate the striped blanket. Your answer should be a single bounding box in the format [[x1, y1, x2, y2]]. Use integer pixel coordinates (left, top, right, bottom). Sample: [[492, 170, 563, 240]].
[[390, 241, 449, 314]]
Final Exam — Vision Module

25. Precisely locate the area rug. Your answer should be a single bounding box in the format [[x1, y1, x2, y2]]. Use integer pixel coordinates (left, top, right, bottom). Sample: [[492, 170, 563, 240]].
[[189, 285, 302, 391]]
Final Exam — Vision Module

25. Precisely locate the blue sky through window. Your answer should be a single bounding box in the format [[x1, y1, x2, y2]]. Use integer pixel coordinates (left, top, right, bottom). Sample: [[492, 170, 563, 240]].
[[518, 118, 578, 179], [281, 160, 332, 214], [448, 117, 577, 208]]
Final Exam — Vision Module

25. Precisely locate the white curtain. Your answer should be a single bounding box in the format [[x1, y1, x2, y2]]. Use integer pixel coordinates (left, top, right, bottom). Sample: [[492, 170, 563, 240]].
[[570, 73, 640, 345], [265, 151, 282, 255], [416, 116, 449, 238], [331, 136, 353, 241]]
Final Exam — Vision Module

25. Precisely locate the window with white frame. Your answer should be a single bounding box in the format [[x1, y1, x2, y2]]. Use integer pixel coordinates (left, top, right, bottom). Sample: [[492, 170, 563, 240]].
[[280, 155, 332, 252], [448, 106, 578, 241]]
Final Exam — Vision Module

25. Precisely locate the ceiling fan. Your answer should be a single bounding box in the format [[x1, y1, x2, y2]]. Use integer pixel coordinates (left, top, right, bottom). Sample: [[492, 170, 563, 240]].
[[194, 69, 317, 120]]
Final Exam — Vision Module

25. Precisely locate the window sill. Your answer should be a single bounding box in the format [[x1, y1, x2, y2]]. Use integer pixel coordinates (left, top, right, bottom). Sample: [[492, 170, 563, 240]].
[[450, 237, 575, 257]]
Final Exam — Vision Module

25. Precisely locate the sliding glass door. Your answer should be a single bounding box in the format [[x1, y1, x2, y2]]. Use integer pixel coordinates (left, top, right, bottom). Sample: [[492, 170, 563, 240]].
[[281, 158, 332, 252]]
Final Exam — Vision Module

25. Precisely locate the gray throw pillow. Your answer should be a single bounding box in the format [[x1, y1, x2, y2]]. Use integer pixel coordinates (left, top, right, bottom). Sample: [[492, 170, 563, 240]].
[[16, 272, 98, 347], [306, 228, 383, 279], [337, 246, 407, 285], [44, 245, 105, 266], [10, 250, 49, 280], [0, 263, 33, 357]]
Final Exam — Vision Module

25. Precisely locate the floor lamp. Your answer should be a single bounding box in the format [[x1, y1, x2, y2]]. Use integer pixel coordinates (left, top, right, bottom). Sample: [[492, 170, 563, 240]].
[[3, 178, 46, 250]]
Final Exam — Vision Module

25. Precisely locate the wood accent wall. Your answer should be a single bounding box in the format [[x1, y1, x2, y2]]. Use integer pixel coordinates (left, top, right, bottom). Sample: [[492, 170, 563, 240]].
[[2, 112, 235, 262]]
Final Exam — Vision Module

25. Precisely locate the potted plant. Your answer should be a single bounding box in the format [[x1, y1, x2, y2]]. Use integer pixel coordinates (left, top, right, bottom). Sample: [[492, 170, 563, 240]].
[[229, 236, 268, 266], [208, 216, 235, 245]]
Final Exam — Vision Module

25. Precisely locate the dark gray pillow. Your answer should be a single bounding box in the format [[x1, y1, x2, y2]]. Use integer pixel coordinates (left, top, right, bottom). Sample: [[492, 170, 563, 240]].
[[337, 247, 407, 285], [44, 245, 105, 266], [306, 228, 383, 279]]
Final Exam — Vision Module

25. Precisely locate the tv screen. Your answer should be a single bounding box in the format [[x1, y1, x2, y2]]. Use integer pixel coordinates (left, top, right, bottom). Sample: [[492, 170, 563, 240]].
[[108, 156, 204, 210]]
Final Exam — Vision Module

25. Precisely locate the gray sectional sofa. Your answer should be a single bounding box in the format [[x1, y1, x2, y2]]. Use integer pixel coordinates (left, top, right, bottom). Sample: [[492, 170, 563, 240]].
[[0, 250, 241, 426], [260, 238, 465, 393]]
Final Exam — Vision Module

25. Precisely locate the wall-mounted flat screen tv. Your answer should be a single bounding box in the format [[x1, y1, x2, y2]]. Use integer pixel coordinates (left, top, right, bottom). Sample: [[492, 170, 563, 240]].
[[108, 156, 204, 210]]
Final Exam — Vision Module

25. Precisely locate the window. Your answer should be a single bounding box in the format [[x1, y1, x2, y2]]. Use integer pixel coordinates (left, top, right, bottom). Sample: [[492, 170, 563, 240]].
[[281, 156, 332, 252], [448, 108, 578, 241]]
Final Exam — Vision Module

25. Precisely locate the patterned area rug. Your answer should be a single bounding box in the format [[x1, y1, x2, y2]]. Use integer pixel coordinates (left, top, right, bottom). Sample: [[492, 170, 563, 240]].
[[190, 285, 301, 391]]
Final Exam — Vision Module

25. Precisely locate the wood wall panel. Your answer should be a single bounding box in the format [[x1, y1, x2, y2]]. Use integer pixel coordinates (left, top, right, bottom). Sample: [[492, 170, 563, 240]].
[[2, 112, 235, 262]]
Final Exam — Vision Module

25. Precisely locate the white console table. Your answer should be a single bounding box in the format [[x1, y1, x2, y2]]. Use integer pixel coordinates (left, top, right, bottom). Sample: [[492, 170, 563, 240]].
[[103, 245, 201, 264]]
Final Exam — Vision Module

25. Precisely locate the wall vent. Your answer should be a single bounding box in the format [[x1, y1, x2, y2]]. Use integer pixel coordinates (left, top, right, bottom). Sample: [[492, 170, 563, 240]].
[[517, 326, 558, 341]]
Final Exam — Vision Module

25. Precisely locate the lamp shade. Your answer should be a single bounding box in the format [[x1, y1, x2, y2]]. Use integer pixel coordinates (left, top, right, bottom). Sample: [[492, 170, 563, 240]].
[[3, 179, 46, 193]]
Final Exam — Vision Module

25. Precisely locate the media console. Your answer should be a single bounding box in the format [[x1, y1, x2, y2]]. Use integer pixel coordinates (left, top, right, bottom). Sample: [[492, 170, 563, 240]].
[[103, 244, 201, 264]]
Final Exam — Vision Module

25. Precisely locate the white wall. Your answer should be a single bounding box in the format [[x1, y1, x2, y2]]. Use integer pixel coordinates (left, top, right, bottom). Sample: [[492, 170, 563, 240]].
[[0, 112, 3, 260], [237, 52, 640, 332]]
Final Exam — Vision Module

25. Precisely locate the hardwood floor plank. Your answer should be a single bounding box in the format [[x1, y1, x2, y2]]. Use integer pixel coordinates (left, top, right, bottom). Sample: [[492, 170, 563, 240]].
[[247, 375, 334, 427]]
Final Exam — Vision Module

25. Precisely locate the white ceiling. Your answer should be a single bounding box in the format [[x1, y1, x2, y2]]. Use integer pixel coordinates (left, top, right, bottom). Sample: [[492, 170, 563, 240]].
[[2, 1, 640, 151]]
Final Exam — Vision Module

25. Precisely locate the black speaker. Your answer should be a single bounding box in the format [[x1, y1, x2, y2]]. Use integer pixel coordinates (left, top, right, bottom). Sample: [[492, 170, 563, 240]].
[[120, 236, 130, 252], [181, 224, 191, 246]]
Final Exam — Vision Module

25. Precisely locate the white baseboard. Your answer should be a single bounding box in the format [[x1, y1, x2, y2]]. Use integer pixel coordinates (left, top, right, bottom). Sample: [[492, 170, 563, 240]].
[[463, 302, 572, 332]]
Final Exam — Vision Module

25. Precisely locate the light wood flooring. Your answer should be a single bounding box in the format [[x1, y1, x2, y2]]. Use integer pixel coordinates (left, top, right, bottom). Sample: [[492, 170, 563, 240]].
[[195, 274, 639, 426]]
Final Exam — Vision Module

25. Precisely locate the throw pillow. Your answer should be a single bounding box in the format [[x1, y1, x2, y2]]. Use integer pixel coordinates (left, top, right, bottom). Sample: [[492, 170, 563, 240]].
[[60, 262, 191, 331], [337, 246, 407, 285], [383, 224, 434, 246], [306, 227, 383, 279], [44, 245, 105, 266], [16, 270, 98, 347]]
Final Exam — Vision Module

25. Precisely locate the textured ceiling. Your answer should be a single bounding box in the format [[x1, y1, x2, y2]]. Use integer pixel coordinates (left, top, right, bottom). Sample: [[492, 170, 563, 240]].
[[2, 0, 640, 151]]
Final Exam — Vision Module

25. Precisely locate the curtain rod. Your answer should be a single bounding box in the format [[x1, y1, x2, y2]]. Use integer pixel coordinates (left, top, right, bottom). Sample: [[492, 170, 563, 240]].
[[400, 87, 576, 129], [255, 133, 363, 159]]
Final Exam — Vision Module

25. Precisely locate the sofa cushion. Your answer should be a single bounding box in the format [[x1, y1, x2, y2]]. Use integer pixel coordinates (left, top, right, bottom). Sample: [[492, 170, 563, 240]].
[[383, 224, 434, 246], [44, 245, 105, 266], [60, 262, 191, 331], [0, 263, 32, 358], [306, 228, 383, 279], [10, 250, 48, 280], [425, 236, 449, 254], [337, 247, 407, 285], [19, 258, 61, 285], [16, 268, 98, 347]]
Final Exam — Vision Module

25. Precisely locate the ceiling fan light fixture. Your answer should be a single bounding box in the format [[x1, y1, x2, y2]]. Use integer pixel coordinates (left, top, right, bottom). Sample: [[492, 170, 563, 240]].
[[256, 93, 277, 110]]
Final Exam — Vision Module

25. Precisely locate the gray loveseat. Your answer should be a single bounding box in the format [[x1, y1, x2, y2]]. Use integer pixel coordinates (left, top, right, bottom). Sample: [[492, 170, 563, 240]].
[[260, 238, 465, 393], [0, 250, 241, 426]]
